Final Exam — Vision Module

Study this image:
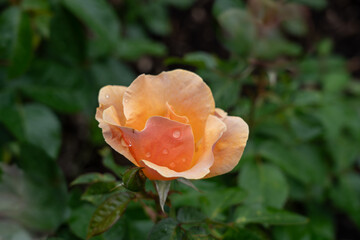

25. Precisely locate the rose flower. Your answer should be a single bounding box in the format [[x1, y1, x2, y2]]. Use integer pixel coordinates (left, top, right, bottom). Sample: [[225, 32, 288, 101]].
[[96, 69, 249, 180]]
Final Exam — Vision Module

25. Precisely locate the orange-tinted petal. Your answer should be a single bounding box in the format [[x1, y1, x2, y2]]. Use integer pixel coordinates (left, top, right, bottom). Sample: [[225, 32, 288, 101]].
[[96, 85, 137, 165], [96, 85, 127, 126], [98, 122, 138, 166], [205, 116, 249, 178], [123, 69, 215, 142], [119, 116, 195, 172], [140, 115, 226, 180], [166, 102, 189, 124], [102, 106, 121, 126], [214, 108, 228, 120]]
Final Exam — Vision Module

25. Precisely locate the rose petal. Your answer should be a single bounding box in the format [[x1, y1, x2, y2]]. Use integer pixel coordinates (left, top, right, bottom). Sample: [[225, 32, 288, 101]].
[[214, 108, 228, 120], [98, 122, 138, 166], [96, 85, 127, 126], [140, 115, 226, 180], [123, 69, 215, 142], [119, 116, 195, 172], [166, 102, 189, 124], [96, 86, 137, 165], [102, 106, 121, 126], [205, 115, 249, 178]]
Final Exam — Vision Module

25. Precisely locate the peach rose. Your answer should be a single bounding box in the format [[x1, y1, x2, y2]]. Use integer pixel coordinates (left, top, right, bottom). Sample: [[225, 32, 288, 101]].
[[96, 69, 249, 180]]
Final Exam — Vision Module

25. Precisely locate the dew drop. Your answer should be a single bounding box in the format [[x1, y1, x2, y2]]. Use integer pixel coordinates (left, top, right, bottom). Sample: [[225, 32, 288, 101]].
[[124, 98, 128, 103], [145, 152, 151, 158], [181, 158, 187, 162], [169, 162, 175, 168], [105, 94, 110, 99], [172, 130, 181, 139], [162, 149, 169, 155]]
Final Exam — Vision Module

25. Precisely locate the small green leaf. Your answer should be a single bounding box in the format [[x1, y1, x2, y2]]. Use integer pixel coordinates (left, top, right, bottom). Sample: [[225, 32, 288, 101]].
[[68, 204, 96, 239], [183, 52, 218, 69], [62, 0, 120, 51], [140, 2, 171, 36], [272, 225, 310, 240], [87, 192, 133, 239], [235, 205, 308, 226], [117, 38, 166, 61], [90, 58, 136, 87], [2, 144, 68, 232], [21, 0, 50, 11], [23, 104, 61, 159], [83, 182, 119, 196], [282, 18, 307, 37], [238, 162, 289, 208], [0, 105, 24, 140], [218, 9, 255, 55], [148, 218, 179, 240], [258, 142, 308, 183], [223, 227, 266, 240], [71, 173, 116, 186], [291, 0, 327, 10], [0, 221, 32, 240], [213, 0, 245, 17], [4, 7, 33, 78], [122, 167, 147, 192], [289, 115, 322, 141], [47, 8, 85, 64], [203, 188, 247, 220], [155, 180, 171, 212], [8, 11, 32, 78], [176, 207, 206, 224], [330, 172, 360, 227], [21, 86, 82, 113]]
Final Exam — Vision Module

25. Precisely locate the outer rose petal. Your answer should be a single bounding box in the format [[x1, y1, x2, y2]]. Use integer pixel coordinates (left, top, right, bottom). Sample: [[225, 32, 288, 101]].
[[119, 116, 195, 172], [205, 115, 249, 178], [214, 108, 228, 120], [123, 69, 215, 142], [96, 86, 127, 126], [141, 115, 226, 180], [96, 86, 138, 166], [102, 106, 122, 126], [98, 122, 138, 166]]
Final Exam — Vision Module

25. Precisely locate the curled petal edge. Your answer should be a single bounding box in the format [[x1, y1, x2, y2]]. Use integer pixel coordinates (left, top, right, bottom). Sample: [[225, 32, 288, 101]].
[[205, 115, 249, 178]]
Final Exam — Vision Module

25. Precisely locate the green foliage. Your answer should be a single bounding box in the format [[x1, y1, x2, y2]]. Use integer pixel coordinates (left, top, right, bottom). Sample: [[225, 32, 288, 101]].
[[238, 162, 288, 208], [87, 192, 133, 239], [62, 0, 120, 52], [0, 0, 359, 239], [122, 167, 147, 192], [71, 173, 116, 186], [234, 205, 308, 225]]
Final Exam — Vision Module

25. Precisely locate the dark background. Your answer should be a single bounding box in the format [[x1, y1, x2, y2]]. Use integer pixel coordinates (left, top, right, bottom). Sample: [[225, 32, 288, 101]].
[[0, 0, 359, 239]]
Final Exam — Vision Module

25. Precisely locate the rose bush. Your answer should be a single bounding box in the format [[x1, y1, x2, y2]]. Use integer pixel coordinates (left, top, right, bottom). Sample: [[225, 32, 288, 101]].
[[96, 69, 249, 180]]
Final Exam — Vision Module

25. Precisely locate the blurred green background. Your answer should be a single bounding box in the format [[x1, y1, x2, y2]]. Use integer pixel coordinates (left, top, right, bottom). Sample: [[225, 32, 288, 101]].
[[0, 0, 360, 239]]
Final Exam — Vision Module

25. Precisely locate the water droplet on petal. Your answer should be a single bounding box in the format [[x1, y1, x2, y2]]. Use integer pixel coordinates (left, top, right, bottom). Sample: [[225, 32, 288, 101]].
[[124, 99, 128, 103], [162, 149, 168, 155], [145, 152, 151, 158], [105, 94, 110, 99], [181, 158, 186, 162], [172, 130, 181, 139], [170, 162, 175, 168]]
